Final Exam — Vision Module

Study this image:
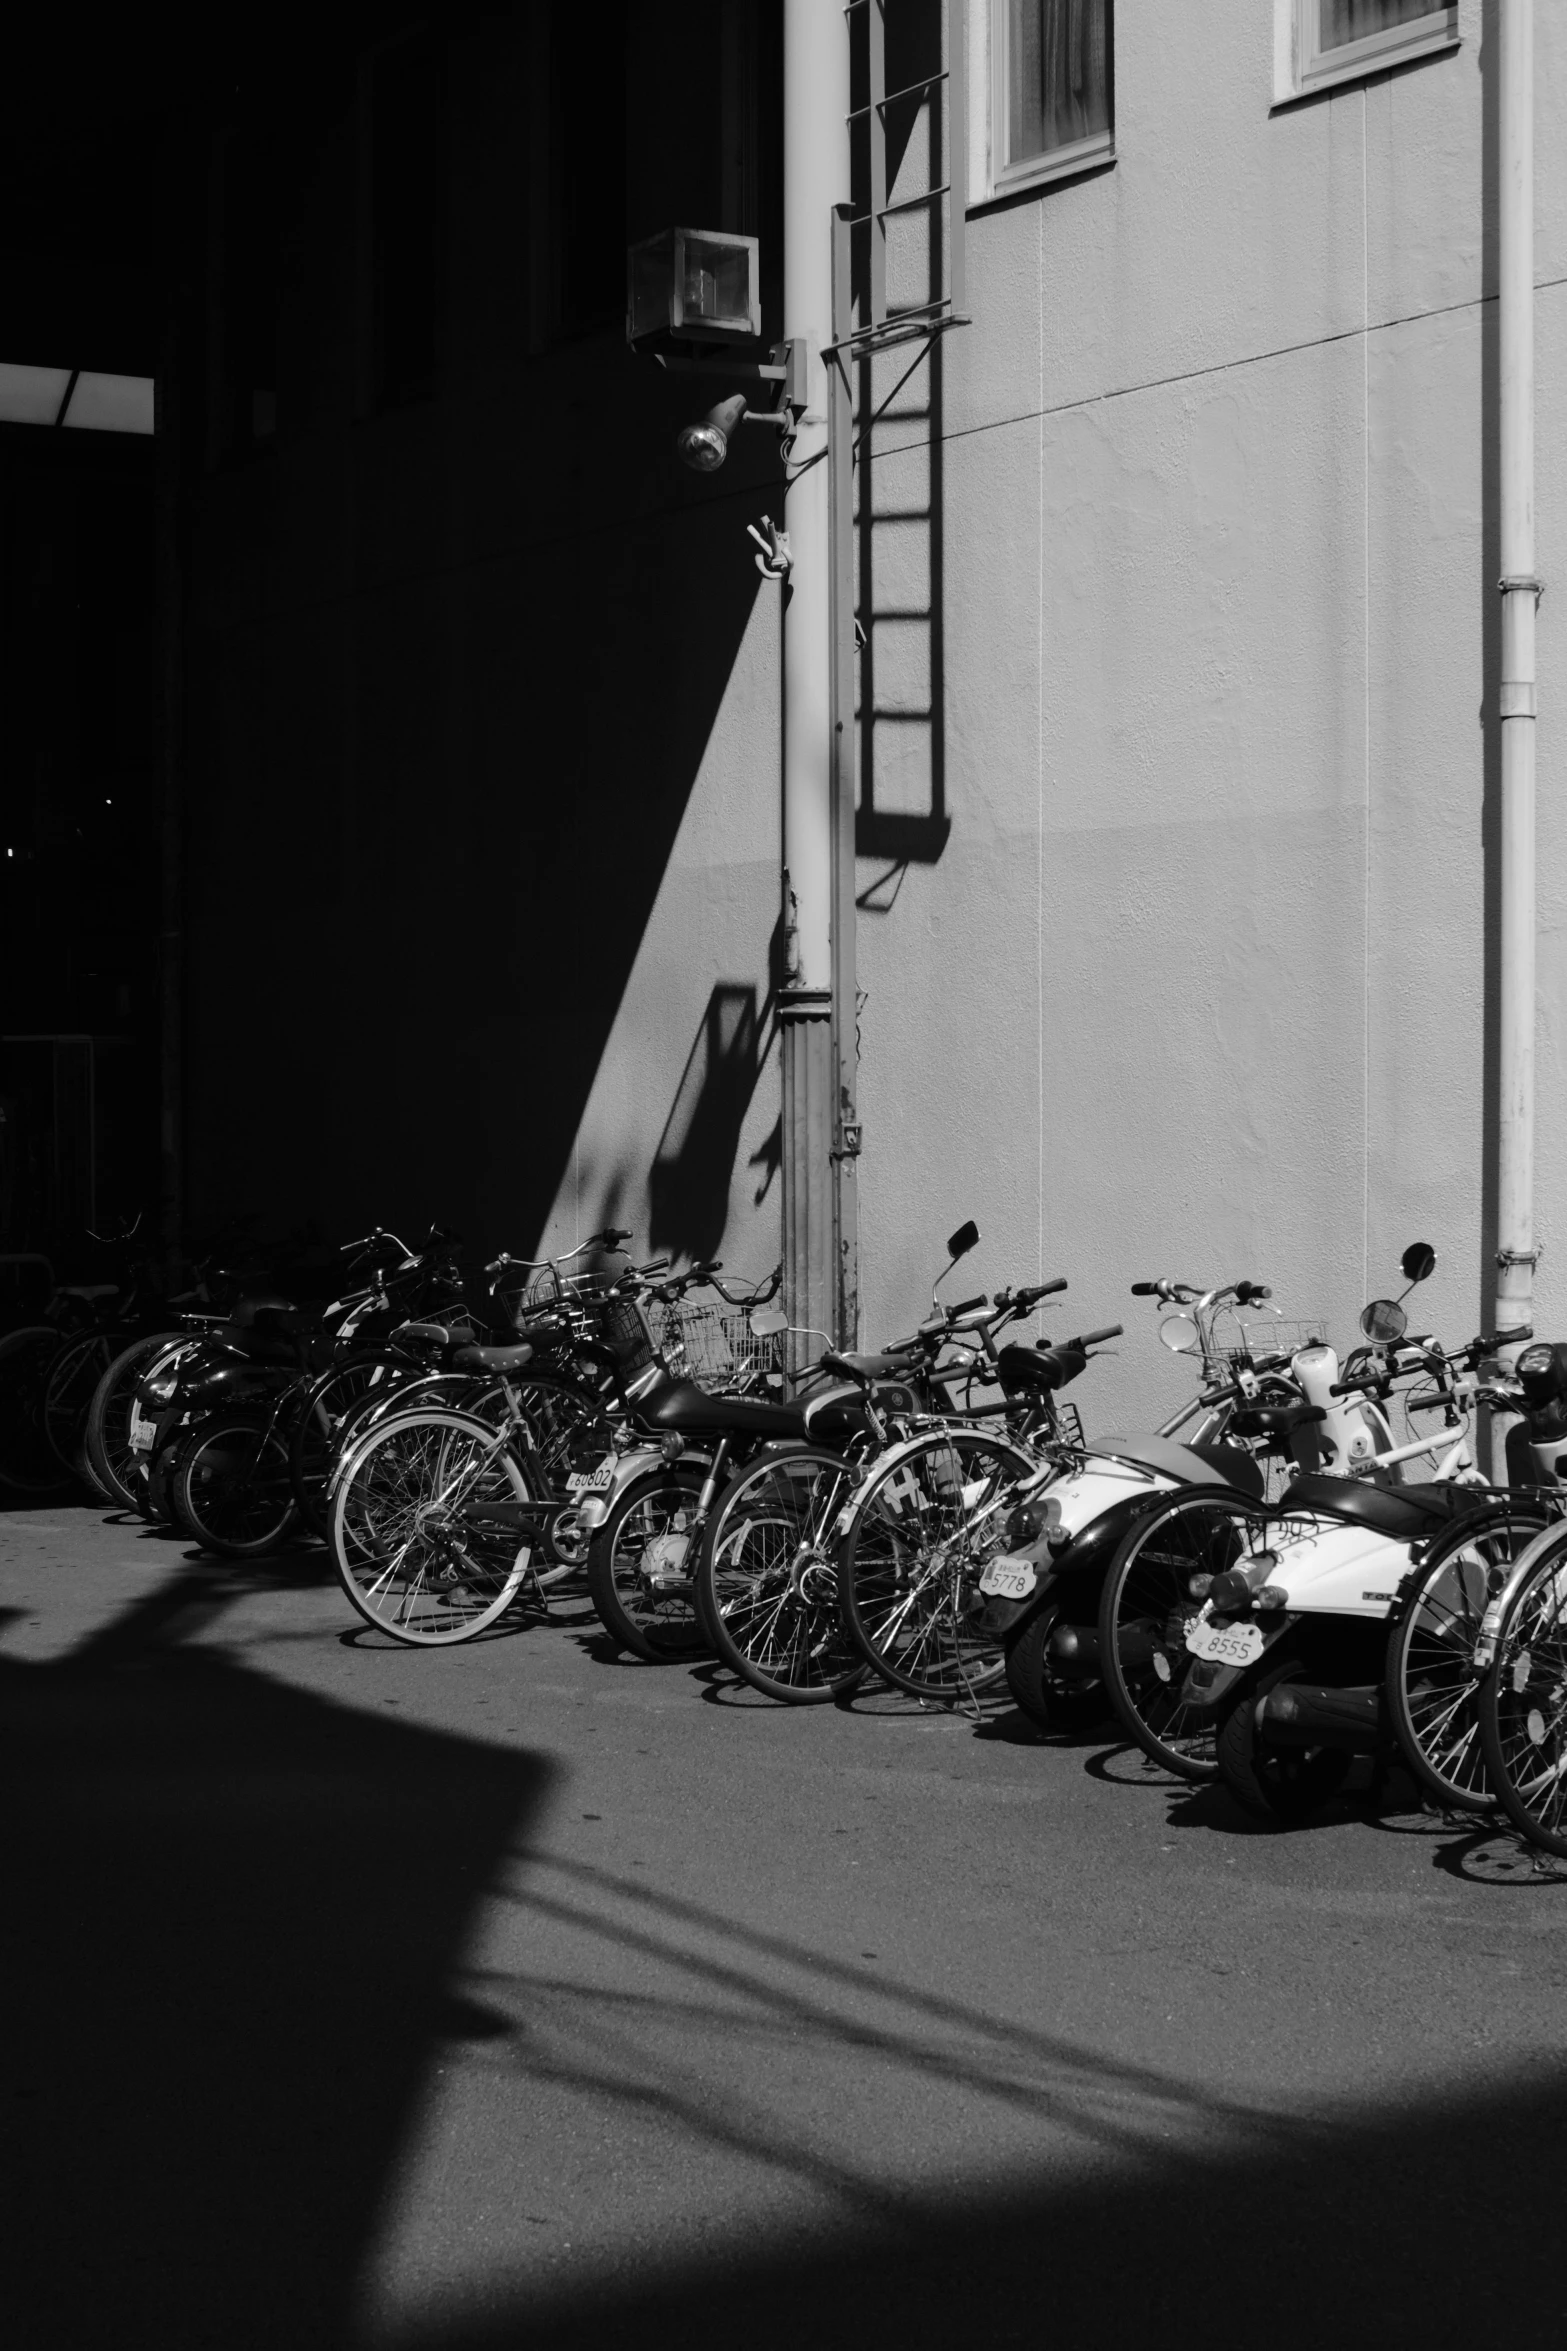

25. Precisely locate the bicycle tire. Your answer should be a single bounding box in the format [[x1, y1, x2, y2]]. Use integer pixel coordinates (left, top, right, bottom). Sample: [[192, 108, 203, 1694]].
[[1477, 1522, 1567, 1856], [1385, 1500, 1551, 1812], [290, 1357, 400, 1541], [697, 1445, 867, 1703], [837, 1428, 1035, 1700], [0, 1327, 73, 1497], [1215, 1654, 1353, 1822], [331, 1406, 541, 1646], [1002, 1606, 1111, 1735], [586, 1463, 710, 1660], [174, 1408, 301, 1557], [42, 1328, 116, 1482], [1099, 1489, 1274, 1780]]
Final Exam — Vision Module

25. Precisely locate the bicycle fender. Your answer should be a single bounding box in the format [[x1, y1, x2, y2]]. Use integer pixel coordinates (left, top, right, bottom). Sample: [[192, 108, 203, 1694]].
[[977, 1568, 1056, 1638]]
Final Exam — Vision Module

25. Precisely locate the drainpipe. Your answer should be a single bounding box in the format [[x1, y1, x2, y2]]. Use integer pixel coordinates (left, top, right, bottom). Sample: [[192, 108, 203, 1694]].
[[1495, 0, 1540, 1356], [780, 0, 850, 1357]]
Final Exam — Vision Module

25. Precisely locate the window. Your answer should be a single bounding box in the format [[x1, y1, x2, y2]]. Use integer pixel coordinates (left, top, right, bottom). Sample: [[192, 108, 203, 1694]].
[[1277, 0, 1458, 104], [985, 0, 1113, 201]]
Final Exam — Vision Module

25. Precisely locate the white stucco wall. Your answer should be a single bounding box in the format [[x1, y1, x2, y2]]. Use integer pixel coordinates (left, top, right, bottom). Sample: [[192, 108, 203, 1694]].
[[543, 0, 1565, 1433], [849, 0, 1566, 1429]]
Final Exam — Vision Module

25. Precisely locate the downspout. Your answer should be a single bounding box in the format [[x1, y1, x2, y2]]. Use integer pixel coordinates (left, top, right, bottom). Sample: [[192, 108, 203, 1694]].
[[779, 1, 851, 1357], [1495, 0, 1540, 1355]]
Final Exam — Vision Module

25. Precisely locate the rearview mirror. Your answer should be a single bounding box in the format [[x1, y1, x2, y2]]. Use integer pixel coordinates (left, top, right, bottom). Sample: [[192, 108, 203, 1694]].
[[1400, 1241, 1437, 1285], [1159, 1313, 1201, 1356], [748, 1306, 789, 1339], [946, 1220, 980, 1261], [1360, 1298, 1408, 1344]]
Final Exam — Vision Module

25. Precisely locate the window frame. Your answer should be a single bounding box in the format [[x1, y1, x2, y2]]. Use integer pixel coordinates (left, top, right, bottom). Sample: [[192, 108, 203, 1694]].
[[980, 0, 1115, 206], [1275, 1, 1459, 107]]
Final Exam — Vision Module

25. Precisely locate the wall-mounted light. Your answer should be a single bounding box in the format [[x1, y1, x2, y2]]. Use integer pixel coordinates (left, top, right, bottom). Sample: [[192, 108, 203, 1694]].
[[676, 394, 749, 473]]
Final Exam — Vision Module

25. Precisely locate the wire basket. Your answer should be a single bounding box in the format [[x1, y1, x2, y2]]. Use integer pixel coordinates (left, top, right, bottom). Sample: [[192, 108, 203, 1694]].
[[651, 1301, 782, 1388], [1202, 1313, 1328, 1379]]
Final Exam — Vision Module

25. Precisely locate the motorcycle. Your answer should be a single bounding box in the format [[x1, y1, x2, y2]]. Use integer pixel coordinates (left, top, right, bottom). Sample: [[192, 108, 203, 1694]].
[[977, 1273, 1360, 1734]]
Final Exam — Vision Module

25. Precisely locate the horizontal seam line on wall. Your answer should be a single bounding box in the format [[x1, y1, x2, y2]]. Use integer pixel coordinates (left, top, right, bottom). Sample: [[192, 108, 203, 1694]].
[[868, 271, 1567, 459]]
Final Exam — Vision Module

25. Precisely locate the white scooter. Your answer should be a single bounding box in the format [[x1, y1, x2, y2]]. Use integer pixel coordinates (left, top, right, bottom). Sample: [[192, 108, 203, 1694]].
[[1188, 1261, 1567, 1818], [979, 1273, 1389, 1732]]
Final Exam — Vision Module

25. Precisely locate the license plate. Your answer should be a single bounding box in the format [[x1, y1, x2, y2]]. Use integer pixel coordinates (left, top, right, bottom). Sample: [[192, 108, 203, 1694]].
[[128, 1404, 155, 1450], [978, 1556, 1037, 1600], [566, 1460, 615, 1494], [1186, 1618, 1264, 1667]]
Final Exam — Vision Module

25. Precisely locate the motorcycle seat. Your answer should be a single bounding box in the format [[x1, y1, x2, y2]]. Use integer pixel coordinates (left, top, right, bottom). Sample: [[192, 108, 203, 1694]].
[[1280, 1473, 1485, 1539], [230, 1294, 299, 1327], [821, 1347, 922, 1382], [998, 1342, 1086, 1394], [1092, 1432, 1256, 1491], [450, 1341, 535, 1373], [639, 1378, 808, 1441]]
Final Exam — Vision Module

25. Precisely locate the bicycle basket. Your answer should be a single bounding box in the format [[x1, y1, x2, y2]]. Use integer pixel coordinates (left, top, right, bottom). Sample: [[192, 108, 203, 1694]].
[[651, 1302, 782, 1387], [1204, 1312, 1327, 1378], [594, 1292, 657, 1377]]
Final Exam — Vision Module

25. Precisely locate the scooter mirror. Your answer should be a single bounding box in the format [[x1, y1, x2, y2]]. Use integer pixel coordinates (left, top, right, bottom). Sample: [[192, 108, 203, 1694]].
[[946, 1220, 980, 1260], [748, 1305, 789, 1339], [1359, 1297, 1408, 1343], [1159, 1313, 1201, 1355], [1399, 1241, 1437, 1285]]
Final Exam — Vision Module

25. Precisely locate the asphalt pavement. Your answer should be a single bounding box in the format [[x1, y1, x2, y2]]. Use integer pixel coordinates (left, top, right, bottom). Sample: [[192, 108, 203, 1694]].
[[4, 1499, 1567, 2351]]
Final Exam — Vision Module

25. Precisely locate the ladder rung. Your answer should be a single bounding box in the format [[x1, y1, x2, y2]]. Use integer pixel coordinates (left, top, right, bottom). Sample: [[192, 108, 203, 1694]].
[[847, 69, 948, 122]]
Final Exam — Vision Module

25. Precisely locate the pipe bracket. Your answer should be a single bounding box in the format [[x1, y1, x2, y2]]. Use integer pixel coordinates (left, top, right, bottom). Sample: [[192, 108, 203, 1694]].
[[1499, 682, 1538, 719], [1497, 1245, 1543, 1271], [1499, 575, 1545, 600]]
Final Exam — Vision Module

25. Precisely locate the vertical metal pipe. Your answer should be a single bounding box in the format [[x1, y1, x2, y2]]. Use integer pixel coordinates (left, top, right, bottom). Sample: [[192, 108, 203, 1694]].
[[155, 301, 186, 1262], [829, 203, 860, 1347], [780, 0, 850, 1355], [1495, 0, 1538, 1351]]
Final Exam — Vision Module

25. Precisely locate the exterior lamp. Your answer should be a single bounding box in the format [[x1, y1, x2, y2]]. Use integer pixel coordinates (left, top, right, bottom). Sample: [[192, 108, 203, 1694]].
[[677, 394, 748, 473], [627, 227, 761, 348]]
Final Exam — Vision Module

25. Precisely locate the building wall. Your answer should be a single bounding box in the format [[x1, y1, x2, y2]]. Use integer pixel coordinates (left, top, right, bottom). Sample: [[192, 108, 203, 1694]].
[[183, 2, 1565, 1428], [847, 0, 1567, 1428]]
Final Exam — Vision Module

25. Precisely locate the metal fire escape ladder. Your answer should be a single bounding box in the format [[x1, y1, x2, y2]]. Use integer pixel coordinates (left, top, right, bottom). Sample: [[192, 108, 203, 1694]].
[[826, 2, 969, 1345]]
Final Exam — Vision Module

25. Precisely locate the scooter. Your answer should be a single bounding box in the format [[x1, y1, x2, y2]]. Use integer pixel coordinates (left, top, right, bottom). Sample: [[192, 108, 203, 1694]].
[[1193, 1278, 1567, 1819], [978, 1272, 1366, 1732]]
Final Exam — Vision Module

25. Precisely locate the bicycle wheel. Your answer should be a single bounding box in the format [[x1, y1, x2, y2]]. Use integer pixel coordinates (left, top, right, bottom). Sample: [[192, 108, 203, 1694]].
[[290, 1357, 401, 1541], [698, 1446, 867, 1703], [1215, 1655, 1353, 1822], [86, 1333, 180, 1509], [838, 1429, 1034, 1699], [1478, 1524, 1567, 1856], [1386, 1501, 1551, 1813], [1002, 1606, 1111, 1735], [0, 1327, 72, 1497], [510, 1375, 615, 1569], [1099, 1490, 1273, 1780], [586, 1463, 710, 1661], [42, 1329, 116, 1483], [175, 1409, 301, 1557], [331, 1407, 540, 1646]]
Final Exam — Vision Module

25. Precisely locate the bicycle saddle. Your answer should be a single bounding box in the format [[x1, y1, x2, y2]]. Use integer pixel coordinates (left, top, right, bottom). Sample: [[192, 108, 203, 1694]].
[[637, 1377, 808, 1441], [998, 1342, 1086, 1393], [1279, 1473, 1485, 1539], [450, 1340, 535, 1373], [1230, 1402, 1325, 1438], [820, 1347, 922, 1382]]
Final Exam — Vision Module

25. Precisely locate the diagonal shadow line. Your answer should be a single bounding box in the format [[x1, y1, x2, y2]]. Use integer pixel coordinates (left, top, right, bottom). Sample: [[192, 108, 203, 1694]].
[[497, 1867, 1314, 2160], [456, 1956, 1266, 2158]]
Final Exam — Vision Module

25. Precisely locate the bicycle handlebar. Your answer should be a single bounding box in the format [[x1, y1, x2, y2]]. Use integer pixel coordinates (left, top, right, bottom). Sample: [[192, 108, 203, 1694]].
[[1074, 1323, 1123, 1348]]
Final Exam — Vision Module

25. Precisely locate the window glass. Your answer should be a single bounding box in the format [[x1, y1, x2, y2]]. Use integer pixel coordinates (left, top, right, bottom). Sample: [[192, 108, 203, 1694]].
[[1007, 0, 1111, 167], [1320, 0, 1436, 49]]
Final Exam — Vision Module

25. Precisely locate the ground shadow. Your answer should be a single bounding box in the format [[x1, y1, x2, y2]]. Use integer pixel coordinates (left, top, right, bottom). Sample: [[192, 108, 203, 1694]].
[[1, 1568, 551, 2350]]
